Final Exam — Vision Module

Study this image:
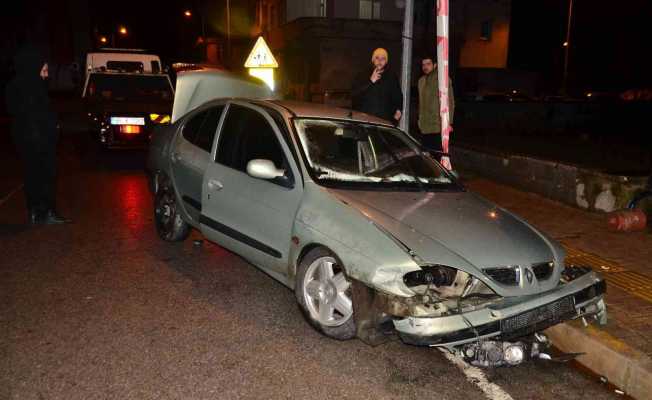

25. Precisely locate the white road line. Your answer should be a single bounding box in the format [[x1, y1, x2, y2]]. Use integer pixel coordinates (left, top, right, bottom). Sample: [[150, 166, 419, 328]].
[[439, 349, 514, 400], [0, 184, 23, 207]]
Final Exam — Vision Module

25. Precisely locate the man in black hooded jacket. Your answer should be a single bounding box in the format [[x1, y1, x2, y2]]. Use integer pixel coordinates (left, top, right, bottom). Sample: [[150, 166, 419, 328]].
[[5, 44, 70, 224], [351, 48, 403, 124]]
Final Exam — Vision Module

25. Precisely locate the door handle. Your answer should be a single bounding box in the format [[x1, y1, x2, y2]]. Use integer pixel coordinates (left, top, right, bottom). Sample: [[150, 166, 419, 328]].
[[207, 179, 223, 191]]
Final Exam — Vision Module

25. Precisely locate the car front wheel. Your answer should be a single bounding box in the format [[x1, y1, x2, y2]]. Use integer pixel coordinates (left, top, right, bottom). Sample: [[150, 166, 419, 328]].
[[154, 182, 190, 242], [295, 247, 356, 340]]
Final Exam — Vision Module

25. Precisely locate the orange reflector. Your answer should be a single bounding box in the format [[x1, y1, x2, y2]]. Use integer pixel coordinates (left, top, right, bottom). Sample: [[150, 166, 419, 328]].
[[119, 125, 142, 135]]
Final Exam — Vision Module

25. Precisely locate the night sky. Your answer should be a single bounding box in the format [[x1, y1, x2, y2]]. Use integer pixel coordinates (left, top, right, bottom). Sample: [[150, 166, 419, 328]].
[[509, 0, 652, 91]]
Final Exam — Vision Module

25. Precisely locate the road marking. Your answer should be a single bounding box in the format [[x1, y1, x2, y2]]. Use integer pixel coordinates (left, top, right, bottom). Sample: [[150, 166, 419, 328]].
[[0, 184, 23, 207], [562, 242, 652, 304], [439, 349, 514, 400]]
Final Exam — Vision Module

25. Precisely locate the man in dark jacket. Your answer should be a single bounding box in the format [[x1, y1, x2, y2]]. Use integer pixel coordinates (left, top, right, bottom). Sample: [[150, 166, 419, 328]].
[[351, 48, 403, 124], [5, 44, 70, 224]]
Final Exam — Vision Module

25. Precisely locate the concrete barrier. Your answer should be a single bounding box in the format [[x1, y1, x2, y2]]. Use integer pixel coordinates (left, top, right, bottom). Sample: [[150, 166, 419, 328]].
[[451, 146, 648, 212]]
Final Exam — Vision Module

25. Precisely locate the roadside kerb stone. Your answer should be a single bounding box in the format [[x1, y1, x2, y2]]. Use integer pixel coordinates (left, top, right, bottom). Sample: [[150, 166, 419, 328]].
[[546, 321, 652, 400]]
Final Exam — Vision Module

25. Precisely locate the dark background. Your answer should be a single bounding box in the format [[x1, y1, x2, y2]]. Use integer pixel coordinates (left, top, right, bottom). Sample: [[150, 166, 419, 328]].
[[2, 0, 651, 93]]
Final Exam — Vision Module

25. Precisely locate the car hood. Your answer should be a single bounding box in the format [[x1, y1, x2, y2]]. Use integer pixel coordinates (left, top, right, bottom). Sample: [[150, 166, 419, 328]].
[[327, 188, 558, 275]]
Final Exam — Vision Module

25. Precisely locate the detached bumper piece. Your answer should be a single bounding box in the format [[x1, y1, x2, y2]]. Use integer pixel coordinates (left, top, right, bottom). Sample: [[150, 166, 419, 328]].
[[395, 274, 606, 348]]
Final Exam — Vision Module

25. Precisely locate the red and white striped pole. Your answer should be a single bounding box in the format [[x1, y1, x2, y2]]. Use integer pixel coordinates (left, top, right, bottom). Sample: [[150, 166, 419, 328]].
[[436, 0, 453, 170]]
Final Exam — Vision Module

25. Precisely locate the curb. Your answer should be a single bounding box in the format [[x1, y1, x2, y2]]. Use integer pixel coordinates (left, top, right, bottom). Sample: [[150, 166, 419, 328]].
[[546, 321, 652, 400]]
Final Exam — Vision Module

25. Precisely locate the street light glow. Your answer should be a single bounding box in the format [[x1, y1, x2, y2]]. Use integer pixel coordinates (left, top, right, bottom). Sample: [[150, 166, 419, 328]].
[[119, 26, 128, 35], [562, 41, 568, 47], [100, 36, 107, 43], [184, 10, 192, 17]]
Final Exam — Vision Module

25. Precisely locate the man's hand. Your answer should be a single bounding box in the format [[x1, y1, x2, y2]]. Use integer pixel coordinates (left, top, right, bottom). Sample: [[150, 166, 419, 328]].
[[370, 68, 383, 83], [394, 110, 402, 121]]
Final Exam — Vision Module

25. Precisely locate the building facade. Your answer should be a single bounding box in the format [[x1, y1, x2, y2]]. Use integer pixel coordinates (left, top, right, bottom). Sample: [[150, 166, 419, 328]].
[[253, 0, 512, 102], [255, 0, 413, 103]]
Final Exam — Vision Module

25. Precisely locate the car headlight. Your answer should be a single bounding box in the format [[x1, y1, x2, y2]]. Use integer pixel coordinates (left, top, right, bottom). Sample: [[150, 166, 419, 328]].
[[403, 265, 457, 288], [403, 265, 497, 302]]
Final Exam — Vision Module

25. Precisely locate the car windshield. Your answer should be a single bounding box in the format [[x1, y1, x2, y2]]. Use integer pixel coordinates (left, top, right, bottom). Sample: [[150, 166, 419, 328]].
[[85, 73, 173, 102], [294, 119, 458, 191]]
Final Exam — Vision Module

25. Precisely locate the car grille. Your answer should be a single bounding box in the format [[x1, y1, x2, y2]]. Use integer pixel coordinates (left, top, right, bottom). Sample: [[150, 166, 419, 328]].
[[532, 262, 554, 281], [500, 296, 575, 339], [484, 266, 519, 285]]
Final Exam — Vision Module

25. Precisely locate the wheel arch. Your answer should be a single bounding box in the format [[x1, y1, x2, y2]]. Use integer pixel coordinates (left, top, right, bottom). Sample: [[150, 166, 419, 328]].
[[292, 243, 348, 287]]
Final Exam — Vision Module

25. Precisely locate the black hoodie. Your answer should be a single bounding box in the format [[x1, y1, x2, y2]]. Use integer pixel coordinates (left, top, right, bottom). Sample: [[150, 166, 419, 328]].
[[5, 44, 55, 142], [351, 66, 403, 123]]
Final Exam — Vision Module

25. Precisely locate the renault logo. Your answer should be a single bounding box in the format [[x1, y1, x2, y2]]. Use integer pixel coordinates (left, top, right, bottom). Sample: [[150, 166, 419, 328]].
[[525, 268, 534, 284]]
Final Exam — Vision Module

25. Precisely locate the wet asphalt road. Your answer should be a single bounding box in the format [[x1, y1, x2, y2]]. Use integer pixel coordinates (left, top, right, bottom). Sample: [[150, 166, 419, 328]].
[[0, 133, 625, 399]]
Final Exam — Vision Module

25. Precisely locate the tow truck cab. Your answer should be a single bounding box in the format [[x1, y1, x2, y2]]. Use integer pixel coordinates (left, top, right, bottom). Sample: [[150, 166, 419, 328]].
[[82, 49, 173, 149]]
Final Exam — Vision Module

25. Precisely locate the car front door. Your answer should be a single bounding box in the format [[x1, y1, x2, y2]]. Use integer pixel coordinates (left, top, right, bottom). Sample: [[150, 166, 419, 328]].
[[200, 102, 303, 277], [169, 104, 225, 222]]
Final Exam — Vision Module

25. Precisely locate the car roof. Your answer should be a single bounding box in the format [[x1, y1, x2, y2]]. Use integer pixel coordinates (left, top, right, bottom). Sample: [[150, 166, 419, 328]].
[[264, 100, 394, 126]]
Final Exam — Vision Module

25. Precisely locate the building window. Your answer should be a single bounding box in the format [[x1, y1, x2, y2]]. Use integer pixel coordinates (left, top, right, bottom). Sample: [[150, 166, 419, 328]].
[[480, 19, 493, 41], [320, 0, 327, 17], [359, 0, 381, 20]]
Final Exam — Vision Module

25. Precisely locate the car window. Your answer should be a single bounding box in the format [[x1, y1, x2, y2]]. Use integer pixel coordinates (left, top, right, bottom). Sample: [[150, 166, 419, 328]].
[[85, 73, 172, 101], [217, 105, 286, 173], [182, 110, 207, 144], [194, 106, 224, 153], [294, 119, 457, 191]]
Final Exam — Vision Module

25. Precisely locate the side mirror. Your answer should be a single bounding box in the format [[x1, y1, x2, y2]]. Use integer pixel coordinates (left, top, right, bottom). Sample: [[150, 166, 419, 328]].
[[247, 159, 285, 180]]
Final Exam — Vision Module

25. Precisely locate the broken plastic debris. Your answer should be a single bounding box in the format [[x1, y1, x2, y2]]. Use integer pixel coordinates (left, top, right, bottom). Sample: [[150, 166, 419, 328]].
[[193, 240, 203, 246], [614, 389, 625, 395], [600, 376, 608, 384]]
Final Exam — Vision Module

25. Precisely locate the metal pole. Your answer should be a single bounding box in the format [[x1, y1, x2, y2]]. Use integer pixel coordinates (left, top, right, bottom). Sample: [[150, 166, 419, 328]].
[[226, 0, 231, 68], [399, 0, 414, 132], [562, 0, 574, 94], [201, 4, 206, 39], [437, 0, 453, 170]]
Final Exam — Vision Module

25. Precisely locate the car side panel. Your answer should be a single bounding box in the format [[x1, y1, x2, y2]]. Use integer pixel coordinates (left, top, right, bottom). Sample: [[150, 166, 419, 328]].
[[289, 183, 420, 296]]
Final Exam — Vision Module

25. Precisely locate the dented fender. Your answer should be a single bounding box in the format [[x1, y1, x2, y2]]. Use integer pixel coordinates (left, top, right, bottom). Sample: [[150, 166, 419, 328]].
[[290, 183, 420, 296]]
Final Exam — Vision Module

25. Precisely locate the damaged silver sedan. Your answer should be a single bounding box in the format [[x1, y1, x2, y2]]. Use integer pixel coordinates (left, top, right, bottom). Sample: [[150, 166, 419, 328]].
[[147, 71, 606, 367]]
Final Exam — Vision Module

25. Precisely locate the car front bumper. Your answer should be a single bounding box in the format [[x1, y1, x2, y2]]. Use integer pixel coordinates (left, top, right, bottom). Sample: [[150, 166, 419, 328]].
[[393, 271, 607, 347]]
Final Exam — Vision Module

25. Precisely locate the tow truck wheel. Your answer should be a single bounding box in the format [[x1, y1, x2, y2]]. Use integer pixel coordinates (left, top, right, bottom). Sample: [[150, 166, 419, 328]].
[[154, 182, 190, 242], [296, 247, 356, 340]]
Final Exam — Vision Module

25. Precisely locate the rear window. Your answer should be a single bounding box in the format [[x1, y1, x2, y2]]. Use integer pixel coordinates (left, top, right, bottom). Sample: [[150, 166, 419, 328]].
[[85, 74, 173, 101]]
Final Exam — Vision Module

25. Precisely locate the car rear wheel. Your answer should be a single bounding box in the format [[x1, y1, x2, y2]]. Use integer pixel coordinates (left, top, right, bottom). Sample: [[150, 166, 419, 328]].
[[154, 183, 190, 242], [295, 247, 356, 340]]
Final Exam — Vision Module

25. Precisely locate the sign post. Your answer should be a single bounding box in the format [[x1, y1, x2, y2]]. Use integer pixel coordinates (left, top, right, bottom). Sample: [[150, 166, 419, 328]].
[[244, 36, 278, 90], [436, 0, 453, 170]]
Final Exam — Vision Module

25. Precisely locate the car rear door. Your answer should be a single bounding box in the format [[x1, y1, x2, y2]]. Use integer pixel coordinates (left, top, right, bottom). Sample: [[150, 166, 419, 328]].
[[169, 104, 225, 222], [200, 102, 303, 277]]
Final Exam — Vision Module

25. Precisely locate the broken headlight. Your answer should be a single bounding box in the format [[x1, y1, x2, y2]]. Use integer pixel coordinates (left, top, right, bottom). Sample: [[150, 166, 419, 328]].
[[561, 264, 592, 282], [401, 266, 499, 316], [403, 265, 457, 288]]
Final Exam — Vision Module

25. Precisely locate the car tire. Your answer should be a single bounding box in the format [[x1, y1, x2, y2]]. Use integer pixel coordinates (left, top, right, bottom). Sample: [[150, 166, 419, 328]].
[[154, 180, 190, 242], [295, 247, 356, 340]]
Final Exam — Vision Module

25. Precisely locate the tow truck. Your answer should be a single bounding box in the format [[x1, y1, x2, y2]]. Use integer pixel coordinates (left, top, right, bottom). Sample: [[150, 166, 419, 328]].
[[82, 49, 174, 149]]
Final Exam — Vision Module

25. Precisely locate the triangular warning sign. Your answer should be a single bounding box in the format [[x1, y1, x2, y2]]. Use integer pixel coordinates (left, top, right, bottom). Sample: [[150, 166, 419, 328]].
[[244, 36, 278, 68]]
